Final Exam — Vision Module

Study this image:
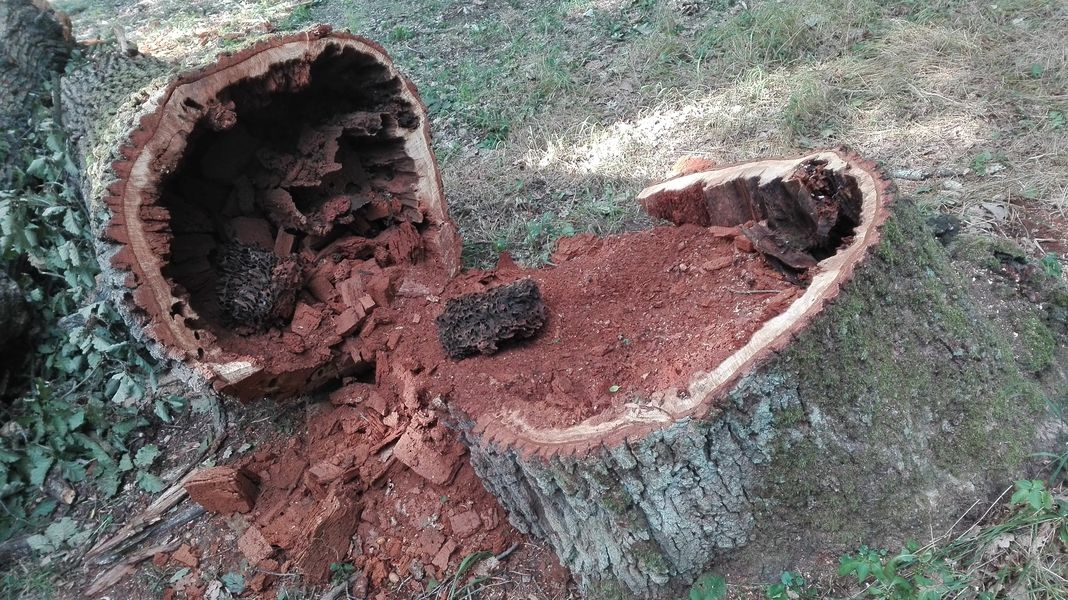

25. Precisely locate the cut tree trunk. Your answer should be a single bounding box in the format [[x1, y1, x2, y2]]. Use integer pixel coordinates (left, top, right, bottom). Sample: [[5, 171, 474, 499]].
[[60, 27, 461, 400], [39, 21, 1059, 599]]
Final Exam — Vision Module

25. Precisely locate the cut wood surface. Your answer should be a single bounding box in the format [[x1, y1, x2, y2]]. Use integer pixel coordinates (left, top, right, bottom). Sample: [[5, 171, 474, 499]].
[[62, 28, 461, 400]]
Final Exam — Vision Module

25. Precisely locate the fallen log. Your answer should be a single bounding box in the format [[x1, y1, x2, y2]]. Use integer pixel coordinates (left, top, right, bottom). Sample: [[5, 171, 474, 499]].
[[61, 28, 461, 400]]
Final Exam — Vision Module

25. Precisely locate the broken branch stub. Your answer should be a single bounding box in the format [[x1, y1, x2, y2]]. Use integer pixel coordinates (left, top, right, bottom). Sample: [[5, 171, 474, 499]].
[[101, 30, 461, 400]]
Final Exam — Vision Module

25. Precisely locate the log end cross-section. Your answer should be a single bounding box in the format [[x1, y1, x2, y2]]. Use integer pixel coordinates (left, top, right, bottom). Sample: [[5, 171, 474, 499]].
[[104, 30, 461, 401]]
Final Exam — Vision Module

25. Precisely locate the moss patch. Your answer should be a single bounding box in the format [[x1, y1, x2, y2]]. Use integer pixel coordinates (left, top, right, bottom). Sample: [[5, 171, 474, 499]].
[[755, 200, 1045, 548]]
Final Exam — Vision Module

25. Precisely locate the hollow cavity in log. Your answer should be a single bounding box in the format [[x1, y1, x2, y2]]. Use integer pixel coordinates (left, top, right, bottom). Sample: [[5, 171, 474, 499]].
[[105, 31, 460, 400]]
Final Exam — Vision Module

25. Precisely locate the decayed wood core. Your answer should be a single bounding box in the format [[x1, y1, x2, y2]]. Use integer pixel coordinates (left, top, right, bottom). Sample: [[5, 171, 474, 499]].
[[106, 31, 460, 400], [463, 151, 891, 455]]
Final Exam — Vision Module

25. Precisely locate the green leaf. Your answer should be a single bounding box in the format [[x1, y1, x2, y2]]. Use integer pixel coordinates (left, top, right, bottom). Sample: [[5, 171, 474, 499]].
[[62, 208, 81, 235], [67, 409, 86, 431], [133, 444, 160, 468], [137, 471, 166, 493], [44, 517, 79, 547], [117, 453, 133, 472], [170, 568, 191, 583], [96, 469, 120, 497], [689, 573, 727, 600], [220, 572, 245, 594], [30, 498, 58, 519], [26, 446, 53, 486], [25, 157, 49, 179], [26, 533, 55, 553], [60, 459, 87, 483], [608, 385, 621, 393], [154, 400, 172, 423]]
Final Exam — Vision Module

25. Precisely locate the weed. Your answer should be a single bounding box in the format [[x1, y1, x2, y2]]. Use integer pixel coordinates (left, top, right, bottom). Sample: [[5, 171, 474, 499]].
[[834, 480, 1068, 599], [688, 572, 727, 600], [766, 571, 815, 599], [970, 150, 1000, 176], [0, 562, 54, 600], [387, 25, 414, 43], [280, 4, 313, 30], [329, 562, 355, 585], [0, 96, 159, 543], [522, 211, 575, 264], [421, 551, 493, 599]]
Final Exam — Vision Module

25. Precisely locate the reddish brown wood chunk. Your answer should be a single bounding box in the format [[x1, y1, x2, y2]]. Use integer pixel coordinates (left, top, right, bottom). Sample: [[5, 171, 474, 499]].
[[184, 466, 259, 514]]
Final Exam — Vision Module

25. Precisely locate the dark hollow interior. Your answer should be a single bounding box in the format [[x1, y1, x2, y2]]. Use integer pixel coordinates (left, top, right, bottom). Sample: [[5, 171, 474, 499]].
[[159, 44, 429, 339], [644, 159, 864, 272]]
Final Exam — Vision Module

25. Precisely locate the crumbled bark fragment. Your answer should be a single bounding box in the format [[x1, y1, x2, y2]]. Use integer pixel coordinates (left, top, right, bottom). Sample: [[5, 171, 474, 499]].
[[435, 279, 547, 359], [216, 243, 300, 329]]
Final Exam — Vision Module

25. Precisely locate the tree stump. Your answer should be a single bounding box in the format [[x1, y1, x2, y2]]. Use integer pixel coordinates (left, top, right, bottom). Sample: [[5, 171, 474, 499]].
[[450, 152, 1053, 597], [41, 21, 1057, 597]]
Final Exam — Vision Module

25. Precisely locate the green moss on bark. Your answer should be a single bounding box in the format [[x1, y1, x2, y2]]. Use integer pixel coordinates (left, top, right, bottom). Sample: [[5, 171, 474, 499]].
[[749, 200, 1047, 555]]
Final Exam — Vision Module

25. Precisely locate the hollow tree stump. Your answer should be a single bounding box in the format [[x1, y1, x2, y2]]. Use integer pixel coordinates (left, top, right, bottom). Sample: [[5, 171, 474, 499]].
[[42, 20, 1057, 598], [452, 152, 1053, 597]]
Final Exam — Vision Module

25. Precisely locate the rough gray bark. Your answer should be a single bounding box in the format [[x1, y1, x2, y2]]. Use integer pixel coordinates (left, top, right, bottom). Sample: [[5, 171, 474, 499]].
[[463, 195, 1062, 598], [0, 0, 71, 186]]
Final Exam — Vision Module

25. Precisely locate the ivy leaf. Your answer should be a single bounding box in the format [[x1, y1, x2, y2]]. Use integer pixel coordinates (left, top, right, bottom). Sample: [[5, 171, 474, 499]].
[[67, 409, 86, 431], [137, 471, 166, 493], [62, 208, 81, 235], [60, 459, 87, 483], [96, 469, 120, 498], [26, 533, 55, 553], [134, 444, 160, 468], [26, 446, 53, 486], [220, 572, 246, 594], [42, 517, 80, 549]]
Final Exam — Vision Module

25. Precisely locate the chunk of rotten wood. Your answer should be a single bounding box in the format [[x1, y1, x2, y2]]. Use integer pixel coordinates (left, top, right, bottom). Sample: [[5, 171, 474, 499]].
[[184, 466, 259, 514], [435, 278, 547, 359]]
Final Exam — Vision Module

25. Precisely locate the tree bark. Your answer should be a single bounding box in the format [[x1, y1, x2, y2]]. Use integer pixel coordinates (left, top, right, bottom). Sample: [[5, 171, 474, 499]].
[[460, 153, 1060, 598], [0, 0, 71, 186]]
